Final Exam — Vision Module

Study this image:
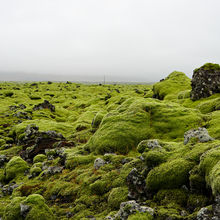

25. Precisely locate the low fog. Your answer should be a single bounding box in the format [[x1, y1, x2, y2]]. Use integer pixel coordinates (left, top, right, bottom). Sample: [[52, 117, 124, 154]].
[[0, 0, 220, 82]]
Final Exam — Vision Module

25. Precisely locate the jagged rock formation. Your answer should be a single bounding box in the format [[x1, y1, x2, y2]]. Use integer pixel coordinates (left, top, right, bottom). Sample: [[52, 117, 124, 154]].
[[191, 63, 220, 100], [33, 100, 55, 112]]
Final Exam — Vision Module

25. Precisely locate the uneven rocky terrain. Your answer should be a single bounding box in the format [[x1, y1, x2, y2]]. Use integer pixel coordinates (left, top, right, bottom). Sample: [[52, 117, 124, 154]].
[[0, 63, 220, 220]]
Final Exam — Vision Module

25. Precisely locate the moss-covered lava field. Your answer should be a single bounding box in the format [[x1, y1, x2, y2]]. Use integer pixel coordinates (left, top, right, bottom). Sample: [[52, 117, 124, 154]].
[[0, 63, 220, 220]]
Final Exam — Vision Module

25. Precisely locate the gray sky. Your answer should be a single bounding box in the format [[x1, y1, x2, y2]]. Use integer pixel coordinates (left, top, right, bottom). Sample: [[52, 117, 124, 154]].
[[0, 0, 220, 82]]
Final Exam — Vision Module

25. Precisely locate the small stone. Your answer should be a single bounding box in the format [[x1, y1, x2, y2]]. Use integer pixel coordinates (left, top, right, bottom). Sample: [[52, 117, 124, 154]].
[[20, 203, 31, 217], [94, 158, 105, 170]]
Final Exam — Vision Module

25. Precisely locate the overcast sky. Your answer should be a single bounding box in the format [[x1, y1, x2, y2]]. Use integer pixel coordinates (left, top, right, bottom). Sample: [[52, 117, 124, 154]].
[[0, 0, 220, 82]]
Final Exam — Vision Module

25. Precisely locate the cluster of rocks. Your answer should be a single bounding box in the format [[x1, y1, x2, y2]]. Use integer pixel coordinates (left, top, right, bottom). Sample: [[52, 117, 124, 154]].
[[13, 111, 32, 120], [105, 200, 154, 220], [197, 195, 220, 220], [184, 127, 214, 145], [9, 104, 26, 111], [126, 168, 147, 201], [19, 124, 68, 162], [0, 155, 8, 167], [33, 100, 55, 112], [41, 166, 64, 177], [1, 182, 19, 195], [137, 139, 162, 153], [191, 63, 220, 100]]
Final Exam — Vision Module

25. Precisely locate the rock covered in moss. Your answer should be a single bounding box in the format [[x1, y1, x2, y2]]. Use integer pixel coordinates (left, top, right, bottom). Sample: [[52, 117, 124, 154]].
[[5, 156, 29, 181], [33, 100, 55, 112], [146, 159, 194, 192], [191, 63, 220, 101], [3, 194, 55, 220], [152, 71, 191, 100], [0, 155, 8, 167], [108, 187, 128, 210], [184, 127, 214, 145], [113, 200, 154, 220], [87, 98, 204, 154], [199, 147, 220, 196], [33, 154, 47, 163], [137, 139, 161, 153], [126, 168, 147, 201], [2, 183, 19, 195], [94, 158, 106, 170], [20, 125, 65, 161]]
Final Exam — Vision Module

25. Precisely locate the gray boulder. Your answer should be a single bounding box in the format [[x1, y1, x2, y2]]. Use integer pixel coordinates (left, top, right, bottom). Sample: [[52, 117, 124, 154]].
[[114, 200, 154, 220], [184, 127, 214, 145], [94, 158, 105, 170]]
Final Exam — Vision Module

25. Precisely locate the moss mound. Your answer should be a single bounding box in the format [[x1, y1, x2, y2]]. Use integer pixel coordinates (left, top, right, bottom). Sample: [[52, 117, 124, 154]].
[[3, 194, 55, 220], [108, 187, 128, 210], [87, 98, 204, 154], [5, 156, 29, 181], [152, 71, 191, 100], [146, 159, 194, 192]]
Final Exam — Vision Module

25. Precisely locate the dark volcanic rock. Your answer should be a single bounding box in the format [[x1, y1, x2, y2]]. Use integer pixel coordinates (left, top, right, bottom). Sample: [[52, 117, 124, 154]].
[[126, 168, 147, 201], [0, 155, 8, 167], [191, 63, 220, 100], [19, 124, 67, 162], [2, 183, 19, 195], [33, 100, 55, 112], [113, 200, 154, 220]]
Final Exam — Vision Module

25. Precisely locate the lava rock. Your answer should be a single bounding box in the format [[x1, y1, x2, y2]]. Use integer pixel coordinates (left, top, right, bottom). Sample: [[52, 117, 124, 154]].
[[33, 100, 55, 112], [114, 200, 154, 220], [94, 158, 106, 170], [184, 127, 214, 145], [191, 63, 220, 100], [13, 111, 32, 120], [20, 203, 31, 218], [2, 183, 19, 195], [126, 168, 147, 201], [0, 155, 8, 167]]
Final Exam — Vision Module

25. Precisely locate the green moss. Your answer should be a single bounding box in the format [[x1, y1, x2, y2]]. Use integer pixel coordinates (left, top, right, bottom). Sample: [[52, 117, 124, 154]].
[[33, 154, 47, 163], [142, 149, 167, 168], [108, 187, 128, 210], [146, 159, 194, 192], [199, 147, 220, 177], [5, 156, 29, 181], [208, 161, 220, 196], [152, 71, 191, 100], [128, 212, 153, 220], [154, 189, 188, 207], [177, 90, 191, 100], [65, 154, 95, 169], [3, 196, 25, 220], [207, 111, 220, 139], [187, 194, 209, 211], [92, 111, 106, 128], [24, 194, 55, 220], [90, 179, 110, 196], [30, 167, 42, 176], [88, 98, 204, 154], [194, 63, 220, 73], [197, 98, 220, 114]]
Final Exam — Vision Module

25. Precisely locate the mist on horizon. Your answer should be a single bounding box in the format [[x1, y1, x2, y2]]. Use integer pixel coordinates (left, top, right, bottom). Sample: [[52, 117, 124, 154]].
[[0, 0, 220, 82]]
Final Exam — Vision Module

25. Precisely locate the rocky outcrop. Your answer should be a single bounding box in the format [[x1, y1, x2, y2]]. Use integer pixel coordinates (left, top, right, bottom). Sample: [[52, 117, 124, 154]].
[[33, 100, 55, 112], [94, 158, 106, 170], [191, 63, 220, 100], [126, 168, 147, 201], [111, 200, 154, 220], [19, 124, 68, 162], [184, 127, 214, 145]]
